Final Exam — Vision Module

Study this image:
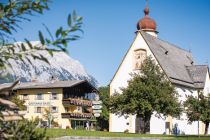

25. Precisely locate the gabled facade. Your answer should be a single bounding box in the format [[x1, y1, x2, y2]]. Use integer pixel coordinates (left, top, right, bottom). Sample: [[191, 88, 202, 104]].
[[109, 5, 210, 134], [0, 80, 98, 129]]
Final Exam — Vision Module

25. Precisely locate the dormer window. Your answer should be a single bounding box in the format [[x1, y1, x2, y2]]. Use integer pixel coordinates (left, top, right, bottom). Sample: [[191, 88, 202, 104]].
[[133, 49, 147, 70]]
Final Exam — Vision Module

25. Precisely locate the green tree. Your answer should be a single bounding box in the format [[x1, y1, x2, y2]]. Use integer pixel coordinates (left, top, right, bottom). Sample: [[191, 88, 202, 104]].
[[97, 86, 109, 131], [109, 57, 182, 133], [0, 119, 47, 140], [0, 0, 83, 69], [184, 92, 210, 135], [10, 95, 26, 110]]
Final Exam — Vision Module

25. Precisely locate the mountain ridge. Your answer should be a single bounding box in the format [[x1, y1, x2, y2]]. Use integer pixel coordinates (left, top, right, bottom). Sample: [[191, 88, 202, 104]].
[[0, 41, 98, 87]]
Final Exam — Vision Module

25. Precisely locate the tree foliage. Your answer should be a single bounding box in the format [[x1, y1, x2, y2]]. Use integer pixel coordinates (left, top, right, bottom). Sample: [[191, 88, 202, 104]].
[[0, 0, 83, 69], [184, 92, 210, 135], [10, 95, 26, 110], [97, 86, 109, 131], [0, 0, 83, 139], [0, 119, 47, 140], [109, 57, 181, 133]]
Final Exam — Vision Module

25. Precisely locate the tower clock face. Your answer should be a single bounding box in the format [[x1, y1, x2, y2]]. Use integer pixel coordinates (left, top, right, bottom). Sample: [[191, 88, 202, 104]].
[[134, 49, 146, 69]]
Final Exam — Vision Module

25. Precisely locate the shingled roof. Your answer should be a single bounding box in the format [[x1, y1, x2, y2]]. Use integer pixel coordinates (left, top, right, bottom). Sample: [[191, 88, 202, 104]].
[[13, 80, 84, 90], [0, 80, 97, 91], [186, 65, 208, 88], [140, 30, 208, 89]]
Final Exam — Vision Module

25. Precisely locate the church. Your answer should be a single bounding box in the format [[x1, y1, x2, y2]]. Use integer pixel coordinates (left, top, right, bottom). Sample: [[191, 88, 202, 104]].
[[109, 5, 210, 134]]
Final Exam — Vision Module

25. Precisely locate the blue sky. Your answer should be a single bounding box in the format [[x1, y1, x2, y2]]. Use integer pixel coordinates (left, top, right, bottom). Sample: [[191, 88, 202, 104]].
[[11, 0, 210, 86]]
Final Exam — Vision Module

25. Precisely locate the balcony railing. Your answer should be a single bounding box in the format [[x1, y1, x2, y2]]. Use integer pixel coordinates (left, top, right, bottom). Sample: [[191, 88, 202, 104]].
[[62, 98, 92, 107], [61, 112, 93, 119]]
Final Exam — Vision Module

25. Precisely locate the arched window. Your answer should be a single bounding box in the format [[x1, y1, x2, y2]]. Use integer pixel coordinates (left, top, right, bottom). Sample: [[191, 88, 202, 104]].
[[133, 49, 147, 70]]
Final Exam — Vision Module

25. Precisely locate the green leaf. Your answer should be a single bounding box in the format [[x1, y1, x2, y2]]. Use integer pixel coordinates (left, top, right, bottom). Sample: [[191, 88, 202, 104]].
[[21, 43, 26, 51], [38, 31, 45, 45], [55, 27, 62, 38], [67, 14, 71, 27], [77, 16, 83, 22], [25, 39, 33, 49], [46, 38, 51, 44], [43, 23, 54, 41]]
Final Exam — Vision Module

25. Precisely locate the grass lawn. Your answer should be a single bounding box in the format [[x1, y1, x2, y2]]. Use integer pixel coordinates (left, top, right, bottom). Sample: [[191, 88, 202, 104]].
[[39, 128, 210, 140]]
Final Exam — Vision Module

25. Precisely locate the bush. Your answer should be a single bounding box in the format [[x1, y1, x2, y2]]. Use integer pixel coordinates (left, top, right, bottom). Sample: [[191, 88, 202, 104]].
[[0, 119, 47, 140]]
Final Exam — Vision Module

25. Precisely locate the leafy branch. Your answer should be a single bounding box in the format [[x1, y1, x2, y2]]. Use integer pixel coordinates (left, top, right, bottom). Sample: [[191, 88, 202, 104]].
[[0, 0, 83, 69]]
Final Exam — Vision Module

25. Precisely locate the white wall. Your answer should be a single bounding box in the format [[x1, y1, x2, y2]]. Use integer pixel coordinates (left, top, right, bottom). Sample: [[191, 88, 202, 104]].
[[173, 86, 200, 134], [203, 71, 210, 134], [109, 31, 160, 133], [204, 71, 210, 96], [150, 113, 166, 134], [109, 114, 130, 132]]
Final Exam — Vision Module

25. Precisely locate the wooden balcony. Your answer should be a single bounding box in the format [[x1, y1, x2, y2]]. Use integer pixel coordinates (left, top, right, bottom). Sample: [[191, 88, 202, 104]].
[[61, 112, 93, 119], [62, 98, 92, 107]]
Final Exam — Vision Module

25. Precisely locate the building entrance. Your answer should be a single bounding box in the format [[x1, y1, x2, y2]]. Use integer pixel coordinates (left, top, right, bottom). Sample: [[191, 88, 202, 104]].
[[71, 120, 96, 130]]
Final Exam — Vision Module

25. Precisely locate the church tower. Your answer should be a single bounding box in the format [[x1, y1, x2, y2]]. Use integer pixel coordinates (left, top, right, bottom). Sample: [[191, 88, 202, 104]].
[[136, 4, 158, 37]]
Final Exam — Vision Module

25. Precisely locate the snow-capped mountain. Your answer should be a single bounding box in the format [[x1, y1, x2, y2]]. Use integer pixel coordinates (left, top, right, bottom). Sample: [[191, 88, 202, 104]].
[[0, 42, 98, 87]]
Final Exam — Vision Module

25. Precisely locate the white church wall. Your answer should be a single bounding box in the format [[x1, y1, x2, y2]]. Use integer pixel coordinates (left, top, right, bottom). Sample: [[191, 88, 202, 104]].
[[109, 114, 130, 132], [204, 71, 210, 96], [109, 32, 159, 133], [203, 70, 210, 134], [173, 86, 200, 134], [150, 113, 166, 134], [173, 117, 198, 135], [129, 115, 136, 133], [110, 32, 158, 95]]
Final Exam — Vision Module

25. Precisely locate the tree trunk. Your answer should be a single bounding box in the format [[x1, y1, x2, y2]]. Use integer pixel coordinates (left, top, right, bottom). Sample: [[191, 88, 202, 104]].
[[143, 115, 151, 134], [204, 122, 209, 135], [135, 113, 151, 134]]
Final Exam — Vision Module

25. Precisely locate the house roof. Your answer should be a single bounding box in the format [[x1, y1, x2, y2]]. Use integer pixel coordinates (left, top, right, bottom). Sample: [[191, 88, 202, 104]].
[[186, 65, 208, 89], [0, 80, 97, 91], [140, 30, 208, 88]]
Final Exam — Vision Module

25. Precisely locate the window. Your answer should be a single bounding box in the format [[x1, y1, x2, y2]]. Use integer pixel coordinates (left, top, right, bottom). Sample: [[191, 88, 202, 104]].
[[22, 94, 28, 100], [50, 93, 58, 100], [36, 93, 43, 100], [133, 49, 147, 70], [35, 107, 42, 113], [51, 106, 58, 113]]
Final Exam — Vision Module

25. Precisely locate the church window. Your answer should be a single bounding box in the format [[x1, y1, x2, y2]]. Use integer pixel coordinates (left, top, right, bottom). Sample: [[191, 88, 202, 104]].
[[133, 49, 147, 70]]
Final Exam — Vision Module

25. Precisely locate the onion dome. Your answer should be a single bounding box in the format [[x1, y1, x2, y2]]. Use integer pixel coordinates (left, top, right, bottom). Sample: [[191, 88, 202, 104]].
[[137, 6, 157, 31]]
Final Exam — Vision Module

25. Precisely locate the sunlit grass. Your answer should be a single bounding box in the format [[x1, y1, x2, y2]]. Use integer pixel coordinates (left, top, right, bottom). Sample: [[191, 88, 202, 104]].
[[38, 128, 210, 140]]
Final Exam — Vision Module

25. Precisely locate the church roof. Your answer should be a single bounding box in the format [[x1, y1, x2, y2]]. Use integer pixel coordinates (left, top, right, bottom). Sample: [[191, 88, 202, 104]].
[[140, 30, 208, 89], [186, 65, 208, 88]]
